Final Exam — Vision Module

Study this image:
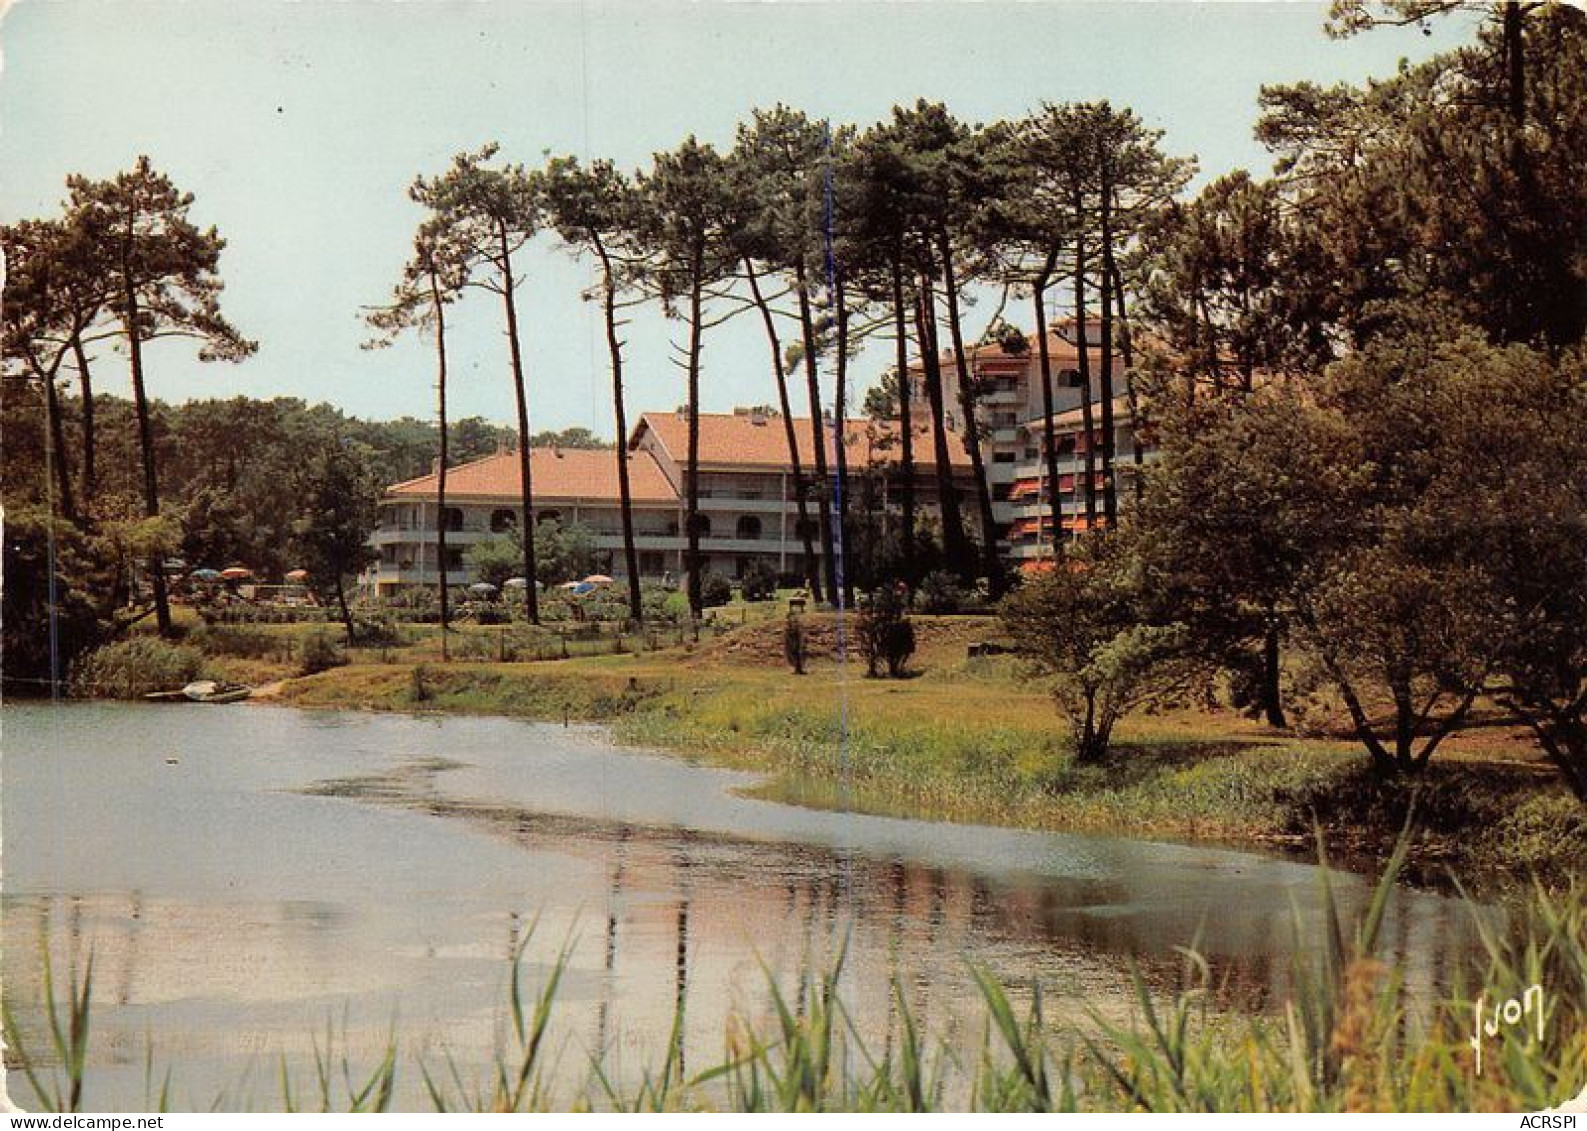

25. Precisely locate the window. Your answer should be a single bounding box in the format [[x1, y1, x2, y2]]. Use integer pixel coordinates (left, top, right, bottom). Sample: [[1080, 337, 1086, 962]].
[[639, 551, 664, 574], [736, 515, 762, 541], [442, 506, 465, 532], [688, 513, 712, 538], [490, 508, 517, 533], [993, 452, 1016, 464], [537, 509, 561, 526], [445, 548, 464, 571]]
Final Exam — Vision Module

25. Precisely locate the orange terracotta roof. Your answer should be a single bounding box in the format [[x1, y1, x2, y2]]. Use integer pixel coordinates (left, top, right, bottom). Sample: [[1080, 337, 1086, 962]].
[[635, 412, 972, 473], [386, 447, 677, 504]]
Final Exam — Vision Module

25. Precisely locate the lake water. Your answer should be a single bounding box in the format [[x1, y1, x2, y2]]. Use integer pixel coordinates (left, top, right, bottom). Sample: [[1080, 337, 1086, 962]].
[[2, 702, 1481, 1110]]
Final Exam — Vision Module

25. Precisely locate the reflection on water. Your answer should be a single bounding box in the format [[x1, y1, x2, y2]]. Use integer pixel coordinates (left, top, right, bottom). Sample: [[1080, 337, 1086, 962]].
[[2, 703, 1482, 1110]]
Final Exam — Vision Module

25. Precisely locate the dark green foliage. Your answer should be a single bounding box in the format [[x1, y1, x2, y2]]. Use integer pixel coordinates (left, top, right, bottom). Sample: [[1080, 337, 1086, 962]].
[[298, 628, 347, 676], [700, 572, 734, 609], [409, 663, 432, 702], [1002, 535, 1198, 764], [293, 439, 379, 643], [856, 585, 916, 678], [70, 637, 206, 699], [1258, 4, 1587, 351], [0, 507, 112, 696], [187, 624, 276, 660], [740, 561, 779, 602], [914, 570, 966, 615], [529, 426, 608, 449], [350, 617, 405, 648], [468, 519, 601, 589]]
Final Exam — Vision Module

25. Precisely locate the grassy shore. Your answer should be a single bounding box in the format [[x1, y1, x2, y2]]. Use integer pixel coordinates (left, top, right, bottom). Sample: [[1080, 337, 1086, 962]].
[[212, 609, 1587, 887]]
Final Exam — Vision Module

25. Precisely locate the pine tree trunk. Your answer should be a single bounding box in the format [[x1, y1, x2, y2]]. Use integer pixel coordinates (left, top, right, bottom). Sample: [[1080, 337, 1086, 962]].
[[1109, 260, 1146, 506], [890, 257, 916, 565], [499, 224, 541, 625], [1032, 259, 1061, 557], [1073, 212, 1100, 532], [1261, 608, 1287, 729], [1503, 0, 1525, 125], [336, 577, 355, 645], [795, 262, 839, 603], [832, 271, 854, 609], [42, 365, 77, 524], [1098, 174, 1119, 528], [685, 252, 706, 621], [745, 258, 822, 601], [72, 330, 97, 520], [121, 225, 171, 637], [429, 263, 451, 660], [915, 276, 970, 574], [937, 234, 1002, 588], [597, 240, 644, 625]]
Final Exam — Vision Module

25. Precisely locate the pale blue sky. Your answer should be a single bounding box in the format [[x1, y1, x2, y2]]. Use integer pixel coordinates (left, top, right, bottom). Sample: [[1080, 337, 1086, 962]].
[[0, 1, 1473, 437]]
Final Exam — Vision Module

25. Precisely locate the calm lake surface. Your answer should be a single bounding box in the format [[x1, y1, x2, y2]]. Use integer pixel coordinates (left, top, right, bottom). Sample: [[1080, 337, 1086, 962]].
[[2, 702, 1481, 1110]]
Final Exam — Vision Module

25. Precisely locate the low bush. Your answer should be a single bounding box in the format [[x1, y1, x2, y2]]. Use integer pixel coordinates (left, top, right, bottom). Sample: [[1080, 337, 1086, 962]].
[[741, 562, 779, 603], [298, 628, 347, 675], [914, 570, 967, 615], [701, 572, 735, 609], [188, 624, 277, 660], [856, 587, 916, 678], [70, 637, 207, 699], [350, 617, 406, 648]]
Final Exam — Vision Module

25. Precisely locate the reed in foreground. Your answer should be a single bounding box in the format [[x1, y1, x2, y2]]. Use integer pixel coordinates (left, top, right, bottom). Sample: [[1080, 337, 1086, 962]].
[[5, 847, 1584, 1112]]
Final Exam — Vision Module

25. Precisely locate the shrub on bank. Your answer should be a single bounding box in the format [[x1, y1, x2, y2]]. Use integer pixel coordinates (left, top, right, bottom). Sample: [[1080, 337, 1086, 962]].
[[188, 624, 278, 660], [298, 628, 347, 675], [70, 637, 207, 699]]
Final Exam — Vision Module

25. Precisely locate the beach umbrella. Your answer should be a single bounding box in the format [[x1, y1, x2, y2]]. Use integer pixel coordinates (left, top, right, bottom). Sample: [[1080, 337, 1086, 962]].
[[284, 568, 309, 582], [558, 580, 582, 591], [190, 568, 223, 582], [571, 582, 595, 596], [219, 566, 253, 581], [582, 574, 615, 586], [502, 577, 529, 590], [469, 582, 499, 595]]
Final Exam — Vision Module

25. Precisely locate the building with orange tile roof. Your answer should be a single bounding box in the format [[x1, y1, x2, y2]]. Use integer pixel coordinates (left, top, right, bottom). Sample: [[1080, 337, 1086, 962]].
[[371, 411, 977, 593], [372, 446, 684, 592]]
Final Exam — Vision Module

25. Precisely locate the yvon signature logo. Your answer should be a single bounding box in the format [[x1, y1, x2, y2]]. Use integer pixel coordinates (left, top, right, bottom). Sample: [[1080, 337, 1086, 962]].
[[1471, 984, 1545, 1076]]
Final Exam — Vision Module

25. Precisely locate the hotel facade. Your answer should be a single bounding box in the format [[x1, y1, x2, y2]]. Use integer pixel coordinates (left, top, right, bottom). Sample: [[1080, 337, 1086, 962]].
[[369, 410, 976, 594], [370, 328, 1150, 594]]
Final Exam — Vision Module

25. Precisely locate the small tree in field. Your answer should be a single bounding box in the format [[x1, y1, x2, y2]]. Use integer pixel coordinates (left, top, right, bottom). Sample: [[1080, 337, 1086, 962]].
[[1002, 535, 1196, 764], [856, 585, 916, 678], [293, 440, 378, 644], [784, 614, 807, 676]]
